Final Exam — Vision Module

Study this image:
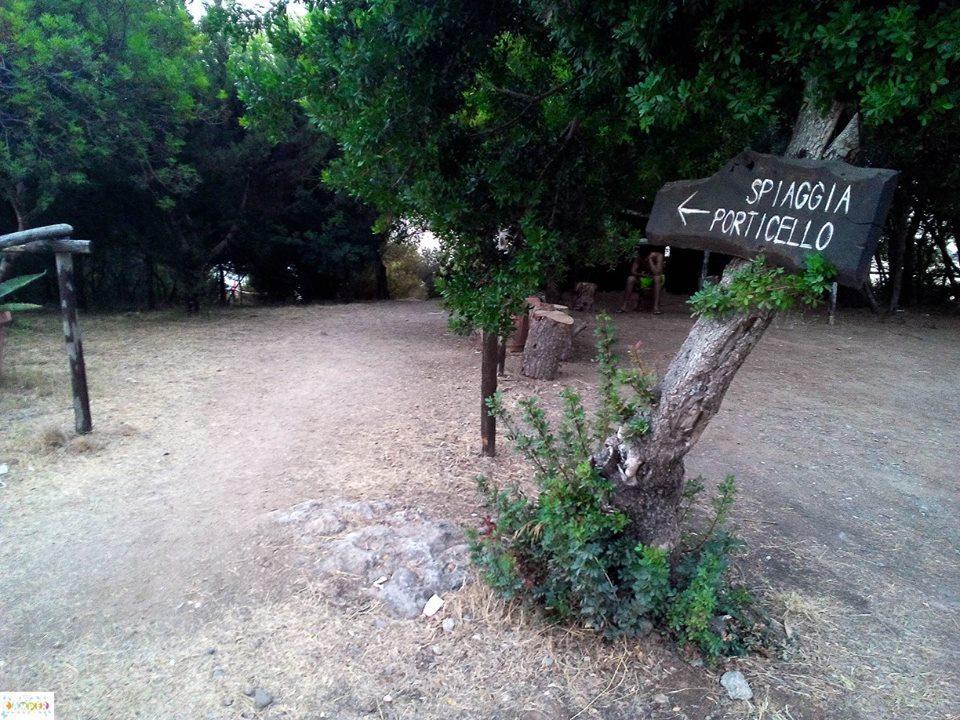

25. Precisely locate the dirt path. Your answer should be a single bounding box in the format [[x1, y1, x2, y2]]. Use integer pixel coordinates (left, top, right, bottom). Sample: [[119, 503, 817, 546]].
[[1, 299, 957, 720]]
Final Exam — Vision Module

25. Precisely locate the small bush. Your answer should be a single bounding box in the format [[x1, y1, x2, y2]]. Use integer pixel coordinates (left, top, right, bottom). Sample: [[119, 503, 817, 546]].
[[468, 315, 765, 660]]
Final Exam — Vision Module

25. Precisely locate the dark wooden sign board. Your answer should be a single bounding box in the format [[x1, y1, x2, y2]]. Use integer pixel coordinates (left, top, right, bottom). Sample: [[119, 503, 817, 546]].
[[646, 150, 898, 287], [1, 224, 93, 433]]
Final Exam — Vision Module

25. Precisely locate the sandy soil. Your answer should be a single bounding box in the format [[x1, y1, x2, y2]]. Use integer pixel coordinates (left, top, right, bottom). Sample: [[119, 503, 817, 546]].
[[0, 296, 957, 720]]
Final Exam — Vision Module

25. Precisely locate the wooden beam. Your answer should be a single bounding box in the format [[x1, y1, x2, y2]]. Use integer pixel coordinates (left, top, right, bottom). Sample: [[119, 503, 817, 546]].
[[4, 239, 91, 254], [54, 252, 93, 434], [0, 224, 73, 250]]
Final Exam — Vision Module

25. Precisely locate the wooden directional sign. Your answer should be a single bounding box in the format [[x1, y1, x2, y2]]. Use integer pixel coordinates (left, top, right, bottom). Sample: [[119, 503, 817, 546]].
[[646, 150, 898, 287]]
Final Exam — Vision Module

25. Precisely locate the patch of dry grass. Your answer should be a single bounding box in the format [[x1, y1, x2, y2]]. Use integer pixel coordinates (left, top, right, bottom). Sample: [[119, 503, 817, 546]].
[[36, 424, 69, 451]]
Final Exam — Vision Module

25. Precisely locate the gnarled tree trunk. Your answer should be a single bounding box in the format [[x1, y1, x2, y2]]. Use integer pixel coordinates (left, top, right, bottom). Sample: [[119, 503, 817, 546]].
[[597, 84, 860, 550]]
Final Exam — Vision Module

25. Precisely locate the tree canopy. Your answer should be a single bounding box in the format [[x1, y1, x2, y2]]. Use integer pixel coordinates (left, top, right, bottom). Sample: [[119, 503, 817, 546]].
[[239, 0, 960, 329], [1, 0, 386, 307]]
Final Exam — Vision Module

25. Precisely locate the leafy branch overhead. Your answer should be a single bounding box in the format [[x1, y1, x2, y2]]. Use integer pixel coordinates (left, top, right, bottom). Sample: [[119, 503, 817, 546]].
[[689, 254, 837, 318]]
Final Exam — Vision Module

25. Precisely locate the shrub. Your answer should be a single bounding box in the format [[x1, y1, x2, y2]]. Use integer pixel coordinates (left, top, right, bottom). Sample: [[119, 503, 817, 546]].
[[468, 314, 765, 659]]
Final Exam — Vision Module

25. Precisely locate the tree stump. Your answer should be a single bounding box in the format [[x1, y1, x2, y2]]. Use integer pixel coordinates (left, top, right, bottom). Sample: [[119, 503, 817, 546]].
[[521, 308, 574, 380], [506, 296, 544, 352], [573, 281, 597, 311]]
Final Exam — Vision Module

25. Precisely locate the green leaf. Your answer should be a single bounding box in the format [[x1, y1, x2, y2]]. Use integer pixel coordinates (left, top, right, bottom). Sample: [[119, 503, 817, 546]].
[[0, 272, 45, 300]]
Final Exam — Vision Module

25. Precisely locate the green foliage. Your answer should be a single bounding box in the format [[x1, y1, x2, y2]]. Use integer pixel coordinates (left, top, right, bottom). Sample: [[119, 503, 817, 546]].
[[471, 316, 758, 658], [3, 0, 382, 310], [0, 0, 203, 227], [0, 272, 43, 312], [235, 0, 960, 327], [689, 254, 837, 318], [384, 243, 436, 299]]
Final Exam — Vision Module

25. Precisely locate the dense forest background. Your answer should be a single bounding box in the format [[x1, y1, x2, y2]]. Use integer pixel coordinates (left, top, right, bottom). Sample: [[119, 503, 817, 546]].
[[1, 0, 397, 308], [2, 0, 958, 312]]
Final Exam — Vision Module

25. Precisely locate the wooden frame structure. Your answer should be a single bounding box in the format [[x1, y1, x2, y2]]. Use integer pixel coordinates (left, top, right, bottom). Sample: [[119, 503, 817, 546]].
[[0, 223, 93, 433]]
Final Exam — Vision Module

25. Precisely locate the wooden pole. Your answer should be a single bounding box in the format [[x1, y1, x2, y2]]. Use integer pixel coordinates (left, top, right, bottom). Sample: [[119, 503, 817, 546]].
[[480, 330, 498, 457], [55, 252, 92, 433], [828, 281, 838, 325], [0, 224, 73, 249]]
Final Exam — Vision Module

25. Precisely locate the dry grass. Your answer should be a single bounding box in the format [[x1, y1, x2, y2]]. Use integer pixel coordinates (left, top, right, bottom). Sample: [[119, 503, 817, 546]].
[[36, 424, 69, 451], [2, 303, 958, 720]]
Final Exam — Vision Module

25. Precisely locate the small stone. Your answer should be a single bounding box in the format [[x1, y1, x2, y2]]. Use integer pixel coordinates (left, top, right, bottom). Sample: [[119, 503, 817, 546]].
[[422, 594, 444, 617], [243, 685, 256, 697], [383, 694, 393, 703], [357, 699, 377, 714], [652, 693, 669, 705], [0, 464, 8, 476], [222, 697, 234, 707], [253, 688, 274, 709], [441, 618, 456, 633], [540, 656, 554, 667], [211, 667, 226, 679], [206, 647, 217, 655], [720, 670, 753, 701]]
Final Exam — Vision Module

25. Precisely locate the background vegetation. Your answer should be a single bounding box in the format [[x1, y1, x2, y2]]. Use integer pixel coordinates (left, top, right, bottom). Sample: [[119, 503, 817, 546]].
[[2, 0, 959, 313]]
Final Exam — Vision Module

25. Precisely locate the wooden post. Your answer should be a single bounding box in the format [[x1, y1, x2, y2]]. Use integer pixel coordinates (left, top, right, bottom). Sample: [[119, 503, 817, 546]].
[[480, 330, 498, 456], [55, 252, 92, 433], [828, 281, 838, 325]]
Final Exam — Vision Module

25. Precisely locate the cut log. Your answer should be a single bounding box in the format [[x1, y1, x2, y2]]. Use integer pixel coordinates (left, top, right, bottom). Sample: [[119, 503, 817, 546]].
[[573, 281, 597, 312], [506, 296, 545, 352], [561, 320, 588, 361], [521, 309, 574, 380]]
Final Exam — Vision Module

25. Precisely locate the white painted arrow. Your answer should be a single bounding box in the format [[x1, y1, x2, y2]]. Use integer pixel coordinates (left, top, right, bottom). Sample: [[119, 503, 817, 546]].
[[677, 191, 710, 226]]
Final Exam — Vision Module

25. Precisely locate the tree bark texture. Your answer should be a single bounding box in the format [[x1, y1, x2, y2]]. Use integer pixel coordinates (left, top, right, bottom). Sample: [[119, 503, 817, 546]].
[[598, 81, 860, 550], [521, 308, 574, 380]]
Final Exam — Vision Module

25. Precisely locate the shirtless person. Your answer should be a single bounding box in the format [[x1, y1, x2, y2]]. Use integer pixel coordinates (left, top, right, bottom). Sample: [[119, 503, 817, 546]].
[[619, 246, 665, 314]]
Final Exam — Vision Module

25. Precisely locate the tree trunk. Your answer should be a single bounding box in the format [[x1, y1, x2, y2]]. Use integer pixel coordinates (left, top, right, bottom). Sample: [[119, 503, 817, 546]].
[[888, 210, 920, 313], [521, 308, 574, 380], [480, 330, 499, 457], [595, 263, 775, 548], [933, 225, 960, 297], [0, 188, 28, 283], [218, 265, 227, 306], [902, 225, 917, 306], [862, 281, 881, 314], [597, 81, 859, 550]]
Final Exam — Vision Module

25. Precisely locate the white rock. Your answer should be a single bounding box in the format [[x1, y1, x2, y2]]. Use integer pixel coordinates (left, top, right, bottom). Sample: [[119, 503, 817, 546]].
[[720, 670, 753, 701], [441, 618, 456, 633], [422, 594, 444, 617], [0, 464, 8, 476]]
